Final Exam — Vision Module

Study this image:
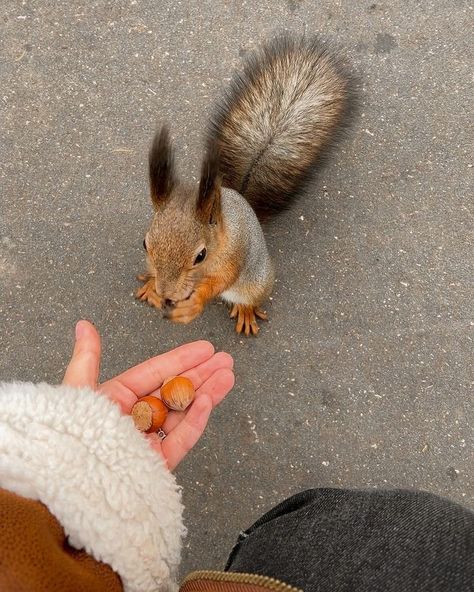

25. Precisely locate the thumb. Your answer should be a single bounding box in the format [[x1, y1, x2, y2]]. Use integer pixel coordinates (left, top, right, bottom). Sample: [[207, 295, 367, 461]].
[[62, 320, 102, 388]]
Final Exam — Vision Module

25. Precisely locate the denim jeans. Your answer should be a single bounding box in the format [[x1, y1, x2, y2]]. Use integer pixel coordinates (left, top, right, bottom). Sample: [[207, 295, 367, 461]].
[[225, 488, 473, 591]]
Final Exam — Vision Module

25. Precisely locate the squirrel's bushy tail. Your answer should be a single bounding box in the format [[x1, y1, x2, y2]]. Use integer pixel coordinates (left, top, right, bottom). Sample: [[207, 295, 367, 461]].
[[208, 35, 354, 220]]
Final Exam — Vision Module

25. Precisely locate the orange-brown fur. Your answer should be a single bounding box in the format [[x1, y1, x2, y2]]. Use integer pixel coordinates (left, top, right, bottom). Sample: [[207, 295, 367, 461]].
[[165, 267, 238, 325]]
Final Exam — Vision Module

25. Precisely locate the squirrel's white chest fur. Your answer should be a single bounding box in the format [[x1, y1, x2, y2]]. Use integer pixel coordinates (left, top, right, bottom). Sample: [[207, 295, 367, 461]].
[[220, 287, 249, 305]]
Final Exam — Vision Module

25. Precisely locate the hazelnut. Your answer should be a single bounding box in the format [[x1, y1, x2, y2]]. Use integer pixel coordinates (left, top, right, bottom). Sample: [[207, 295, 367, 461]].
[[160, 376, 195, 411], [131, 396, 168, 433]]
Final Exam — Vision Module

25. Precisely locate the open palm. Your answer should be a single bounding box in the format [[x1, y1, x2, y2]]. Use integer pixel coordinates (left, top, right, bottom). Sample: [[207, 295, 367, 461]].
[[63, 320, 234, 470]]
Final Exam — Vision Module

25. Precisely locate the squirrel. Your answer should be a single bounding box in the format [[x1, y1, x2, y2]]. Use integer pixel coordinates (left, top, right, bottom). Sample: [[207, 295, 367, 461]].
[[136, 34, 353, 335]]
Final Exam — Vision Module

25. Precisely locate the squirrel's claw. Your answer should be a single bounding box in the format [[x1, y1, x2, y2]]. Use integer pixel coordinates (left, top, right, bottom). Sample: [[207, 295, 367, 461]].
[[254, 308, 268, 321], [230, 304, 267, 336]]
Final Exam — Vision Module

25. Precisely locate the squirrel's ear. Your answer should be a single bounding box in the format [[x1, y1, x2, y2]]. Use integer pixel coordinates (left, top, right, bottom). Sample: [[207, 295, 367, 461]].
[[197, 145, 222, 225], [149, 126, 176, 207]]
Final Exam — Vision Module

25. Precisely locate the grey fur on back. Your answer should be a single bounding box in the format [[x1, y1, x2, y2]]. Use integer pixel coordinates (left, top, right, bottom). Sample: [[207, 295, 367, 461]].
[[220, 187, 274, 304], [208, 34, 354, 221]]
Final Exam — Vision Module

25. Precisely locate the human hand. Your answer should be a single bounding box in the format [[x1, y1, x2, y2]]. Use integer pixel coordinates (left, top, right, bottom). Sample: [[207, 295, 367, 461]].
[[63, 320, 234, 469]]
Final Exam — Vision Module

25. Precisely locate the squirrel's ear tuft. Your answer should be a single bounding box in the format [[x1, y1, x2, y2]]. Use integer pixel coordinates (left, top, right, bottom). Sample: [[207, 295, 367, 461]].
[[149, 126, 176, 207], [197, 144, 222, 225]]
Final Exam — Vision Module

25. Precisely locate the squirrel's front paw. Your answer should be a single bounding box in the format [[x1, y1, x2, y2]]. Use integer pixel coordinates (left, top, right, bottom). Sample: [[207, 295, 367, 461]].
[[164, 294, 204, 324], [135, 275, 162, 309], [229, 304, 268, 336]]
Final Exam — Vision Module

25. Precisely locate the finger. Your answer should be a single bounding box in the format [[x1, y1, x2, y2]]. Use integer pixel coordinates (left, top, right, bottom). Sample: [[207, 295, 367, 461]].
[[162, 367, 234, 433], [101, 340, 215, 398], [174, 351, 233, 392], [102, 352, 234, 421], [161, 395, 213, 470], [99, 342, 222, 411], [62, 320, 101, 388]]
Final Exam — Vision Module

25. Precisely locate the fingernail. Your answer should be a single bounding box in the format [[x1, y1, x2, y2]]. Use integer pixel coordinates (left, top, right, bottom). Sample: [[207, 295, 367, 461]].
[[75, 321, 86, 339]]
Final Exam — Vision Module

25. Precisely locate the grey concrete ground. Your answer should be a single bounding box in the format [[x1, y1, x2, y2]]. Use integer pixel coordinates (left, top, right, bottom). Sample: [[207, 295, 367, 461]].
[[1, 0, 472, 576]]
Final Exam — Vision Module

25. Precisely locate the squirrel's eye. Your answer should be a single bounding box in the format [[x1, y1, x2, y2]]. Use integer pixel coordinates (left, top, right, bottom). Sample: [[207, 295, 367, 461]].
[[194, 248, 207, 265], [143, 238, 147, 251]]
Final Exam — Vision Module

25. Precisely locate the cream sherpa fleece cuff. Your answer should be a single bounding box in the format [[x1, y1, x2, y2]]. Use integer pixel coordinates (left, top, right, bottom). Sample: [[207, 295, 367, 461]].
[[0, 382, 185, 592]]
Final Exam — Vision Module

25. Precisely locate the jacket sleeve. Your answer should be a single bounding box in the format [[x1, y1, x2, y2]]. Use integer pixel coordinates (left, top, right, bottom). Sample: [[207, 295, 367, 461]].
[[0, 382, 186, 592], [0, 486, 122, 591]]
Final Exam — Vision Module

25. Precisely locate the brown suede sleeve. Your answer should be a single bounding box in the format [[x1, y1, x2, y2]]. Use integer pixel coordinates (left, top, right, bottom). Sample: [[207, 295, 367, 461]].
[[0, 487, 122, 592]]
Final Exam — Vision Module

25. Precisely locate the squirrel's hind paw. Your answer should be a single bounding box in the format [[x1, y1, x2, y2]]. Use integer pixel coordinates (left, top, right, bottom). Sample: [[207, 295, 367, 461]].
[[229, 304, 268, 336]]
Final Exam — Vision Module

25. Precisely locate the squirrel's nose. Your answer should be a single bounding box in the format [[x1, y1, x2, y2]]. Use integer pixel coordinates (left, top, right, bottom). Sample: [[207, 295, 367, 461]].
[[164, 298, 175, 308]]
